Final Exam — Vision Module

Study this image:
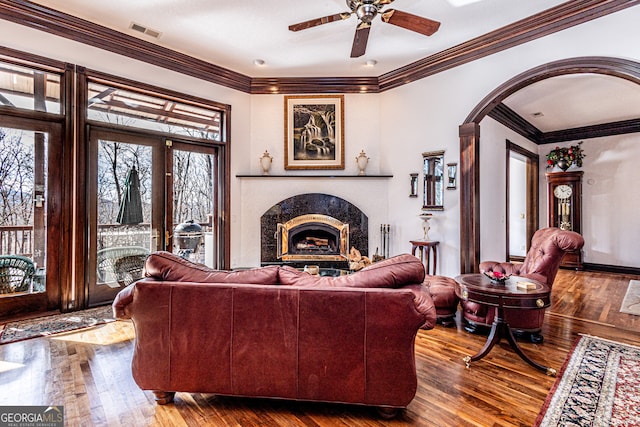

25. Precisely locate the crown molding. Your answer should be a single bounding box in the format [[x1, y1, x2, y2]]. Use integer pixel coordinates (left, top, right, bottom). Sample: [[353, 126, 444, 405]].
[[250, 77, 379, 95], [488, 103, 543, 142], [488, 101, 640, 144], [539, 118, 640, 144], [0, 0, 638, 94]]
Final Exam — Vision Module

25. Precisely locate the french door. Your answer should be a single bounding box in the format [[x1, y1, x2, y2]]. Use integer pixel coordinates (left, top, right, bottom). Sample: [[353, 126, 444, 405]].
[[0, 116, 64, 317], [86, 128, 221, 306]]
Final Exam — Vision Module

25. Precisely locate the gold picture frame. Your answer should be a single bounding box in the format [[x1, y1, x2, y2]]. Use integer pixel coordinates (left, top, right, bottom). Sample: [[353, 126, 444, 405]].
[[284, 95, 344, 170]]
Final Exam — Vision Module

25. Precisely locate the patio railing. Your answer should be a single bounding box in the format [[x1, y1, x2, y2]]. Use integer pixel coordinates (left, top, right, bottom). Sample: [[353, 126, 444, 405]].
[[1, 221, 213, 257], [0, 225, 33, 257]]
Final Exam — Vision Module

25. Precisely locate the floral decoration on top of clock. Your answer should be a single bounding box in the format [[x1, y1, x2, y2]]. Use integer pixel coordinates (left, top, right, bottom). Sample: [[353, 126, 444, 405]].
[[546, 142, 585, 171]]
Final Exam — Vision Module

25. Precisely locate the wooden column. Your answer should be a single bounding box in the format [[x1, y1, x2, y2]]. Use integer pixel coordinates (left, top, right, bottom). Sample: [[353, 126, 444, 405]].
[[459, 122, 480, 274]]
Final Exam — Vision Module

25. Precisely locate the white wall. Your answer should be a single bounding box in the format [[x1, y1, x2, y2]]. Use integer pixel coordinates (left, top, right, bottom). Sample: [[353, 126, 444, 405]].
[[1, 6, 639, 272]]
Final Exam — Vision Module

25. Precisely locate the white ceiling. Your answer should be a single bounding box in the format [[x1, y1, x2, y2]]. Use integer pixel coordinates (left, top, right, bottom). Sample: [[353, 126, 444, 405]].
[[504, 74, 640, 133], [27, 0, 640, 133], [29, 0, 572, 77]]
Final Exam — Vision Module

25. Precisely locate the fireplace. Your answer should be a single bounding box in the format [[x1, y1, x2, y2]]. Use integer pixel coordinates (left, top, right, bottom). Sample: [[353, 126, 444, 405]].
[[277, 214, 349, 262], [261, 193, 368, 268]]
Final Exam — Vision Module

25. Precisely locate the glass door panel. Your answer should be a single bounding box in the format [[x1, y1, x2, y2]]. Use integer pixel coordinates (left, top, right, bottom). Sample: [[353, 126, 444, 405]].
[[170, 148, 218, 268], [0, 127, 47, 294], [88, 131, 158, 306], [0, 120, 62, 317]]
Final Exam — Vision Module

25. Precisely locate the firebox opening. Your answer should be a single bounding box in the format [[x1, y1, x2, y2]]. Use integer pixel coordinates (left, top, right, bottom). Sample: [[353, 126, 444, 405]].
[[277, 214, 349, 262], [290, 225, 338, 255]]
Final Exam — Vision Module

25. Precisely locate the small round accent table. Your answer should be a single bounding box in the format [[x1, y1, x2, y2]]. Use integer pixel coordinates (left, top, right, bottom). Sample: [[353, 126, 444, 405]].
[[454, 274, 556, 376], [410, 240, 439, 275]]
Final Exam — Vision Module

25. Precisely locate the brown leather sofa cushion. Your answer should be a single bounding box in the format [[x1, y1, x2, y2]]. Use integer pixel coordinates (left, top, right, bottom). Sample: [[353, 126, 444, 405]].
[[144, 251, 280, 284], [277, 254, 426, 288]]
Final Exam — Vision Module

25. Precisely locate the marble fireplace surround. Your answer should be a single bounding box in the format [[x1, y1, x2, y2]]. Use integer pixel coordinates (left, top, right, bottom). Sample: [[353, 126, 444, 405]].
[[260, 193, 368, 268]]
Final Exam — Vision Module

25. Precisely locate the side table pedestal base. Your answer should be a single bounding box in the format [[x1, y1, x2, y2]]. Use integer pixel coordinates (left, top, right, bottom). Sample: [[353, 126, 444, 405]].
[[463, 310, 556, 377]]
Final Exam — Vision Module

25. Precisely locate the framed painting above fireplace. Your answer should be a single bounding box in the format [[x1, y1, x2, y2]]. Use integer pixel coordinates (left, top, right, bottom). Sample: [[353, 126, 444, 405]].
[[284, 95, 344, 170]]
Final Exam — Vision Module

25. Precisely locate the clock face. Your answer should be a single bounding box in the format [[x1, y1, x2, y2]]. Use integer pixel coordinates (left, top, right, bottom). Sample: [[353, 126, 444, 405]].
[[554, 184, 573, 199]]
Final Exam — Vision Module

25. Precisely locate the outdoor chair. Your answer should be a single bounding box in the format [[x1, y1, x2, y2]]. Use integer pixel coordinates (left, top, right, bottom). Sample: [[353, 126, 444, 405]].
[[96, 246, 150, 287], [0, 255, 36, 294]]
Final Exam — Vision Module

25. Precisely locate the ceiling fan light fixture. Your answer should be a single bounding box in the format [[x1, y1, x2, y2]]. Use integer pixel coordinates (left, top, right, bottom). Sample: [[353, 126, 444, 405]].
[[356, 4, 378, 23], [292, 0, 440, 57]]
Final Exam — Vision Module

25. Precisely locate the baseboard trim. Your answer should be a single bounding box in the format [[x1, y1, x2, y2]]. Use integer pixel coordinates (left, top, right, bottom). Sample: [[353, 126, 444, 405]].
[[582, 263, 640, 275]]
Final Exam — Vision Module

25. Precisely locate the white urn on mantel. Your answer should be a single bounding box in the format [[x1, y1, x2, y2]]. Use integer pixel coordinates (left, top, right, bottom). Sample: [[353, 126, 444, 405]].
[[259, 150, 273, 175], [356, 150, 369, 175]]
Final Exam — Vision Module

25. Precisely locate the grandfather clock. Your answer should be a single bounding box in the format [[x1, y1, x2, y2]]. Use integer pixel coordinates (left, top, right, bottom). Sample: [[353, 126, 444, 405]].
[[546, 171, 583, 269]]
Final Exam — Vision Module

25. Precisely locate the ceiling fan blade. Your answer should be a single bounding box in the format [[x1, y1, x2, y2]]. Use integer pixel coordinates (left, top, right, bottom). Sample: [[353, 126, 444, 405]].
[[289, 12, 351, 32], [380, 9, 441, 36], [350, 22, 371, 58]]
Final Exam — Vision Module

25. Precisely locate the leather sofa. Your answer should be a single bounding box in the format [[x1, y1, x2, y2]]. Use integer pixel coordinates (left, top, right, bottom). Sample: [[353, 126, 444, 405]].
[[113, 252, 437, 416], [460, 227, 584, 342]]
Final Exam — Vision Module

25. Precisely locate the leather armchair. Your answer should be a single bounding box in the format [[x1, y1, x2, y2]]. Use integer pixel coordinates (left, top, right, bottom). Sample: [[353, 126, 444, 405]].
[[460, 227, 584, 343]]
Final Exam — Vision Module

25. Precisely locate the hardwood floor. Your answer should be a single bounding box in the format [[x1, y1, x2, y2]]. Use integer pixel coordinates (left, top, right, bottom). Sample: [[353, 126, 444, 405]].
[[1, 269, 639, 426]]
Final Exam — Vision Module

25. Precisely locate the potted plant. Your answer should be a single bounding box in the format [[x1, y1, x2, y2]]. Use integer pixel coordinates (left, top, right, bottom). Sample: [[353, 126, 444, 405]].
[[546, 142, 585, 171]]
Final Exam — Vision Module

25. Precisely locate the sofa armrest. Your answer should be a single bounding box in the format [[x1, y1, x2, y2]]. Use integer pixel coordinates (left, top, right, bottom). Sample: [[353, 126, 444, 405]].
[[112, 282, 136, 319], [400, 283, 437, 329]]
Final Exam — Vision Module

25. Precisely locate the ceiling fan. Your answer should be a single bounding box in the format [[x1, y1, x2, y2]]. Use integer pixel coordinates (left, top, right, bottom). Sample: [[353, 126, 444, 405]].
[[288, 0, 441, 58]]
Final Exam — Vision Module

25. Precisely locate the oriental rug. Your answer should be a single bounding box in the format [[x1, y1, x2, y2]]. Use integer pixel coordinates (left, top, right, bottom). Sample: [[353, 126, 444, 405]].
[[620, 279, 640, 315], [534, 334, 640, 427], [0, 305, 115, 345]]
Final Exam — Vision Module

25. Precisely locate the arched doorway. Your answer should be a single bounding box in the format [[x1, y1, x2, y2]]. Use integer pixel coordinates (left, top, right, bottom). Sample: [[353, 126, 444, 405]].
[[458, 57, 640, 273]]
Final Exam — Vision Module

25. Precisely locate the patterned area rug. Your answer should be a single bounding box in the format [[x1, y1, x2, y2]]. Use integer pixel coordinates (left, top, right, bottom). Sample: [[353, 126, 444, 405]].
[[620, 279, 640, 315], [535, 335, 640, 426], [0, 305, 115, 345]]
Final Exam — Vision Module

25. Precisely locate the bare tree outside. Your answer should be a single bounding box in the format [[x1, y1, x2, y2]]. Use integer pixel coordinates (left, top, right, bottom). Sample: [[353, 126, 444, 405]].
[[0, 129, 34, 227], [97, 140, 152, 225], [96, 140, 152, 250], [173, 149, 214, 226]]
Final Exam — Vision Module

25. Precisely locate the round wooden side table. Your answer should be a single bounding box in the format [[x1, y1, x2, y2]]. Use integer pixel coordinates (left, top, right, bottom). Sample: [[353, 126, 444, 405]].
[[454, 273, 556, 376]]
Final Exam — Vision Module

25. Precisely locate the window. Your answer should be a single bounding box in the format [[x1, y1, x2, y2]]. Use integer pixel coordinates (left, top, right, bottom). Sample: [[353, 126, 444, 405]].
[[87, 81, 221, 140], [0, 62, 61, 114]]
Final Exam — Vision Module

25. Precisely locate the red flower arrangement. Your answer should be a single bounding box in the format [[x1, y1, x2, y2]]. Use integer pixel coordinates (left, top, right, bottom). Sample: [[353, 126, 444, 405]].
[[546, 142, 585, 170], [483, 270, 511, 284]]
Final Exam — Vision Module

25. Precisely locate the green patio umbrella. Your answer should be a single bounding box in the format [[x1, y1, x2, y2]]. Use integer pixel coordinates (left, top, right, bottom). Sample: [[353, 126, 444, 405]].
[[116, 166, 143, 225]]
